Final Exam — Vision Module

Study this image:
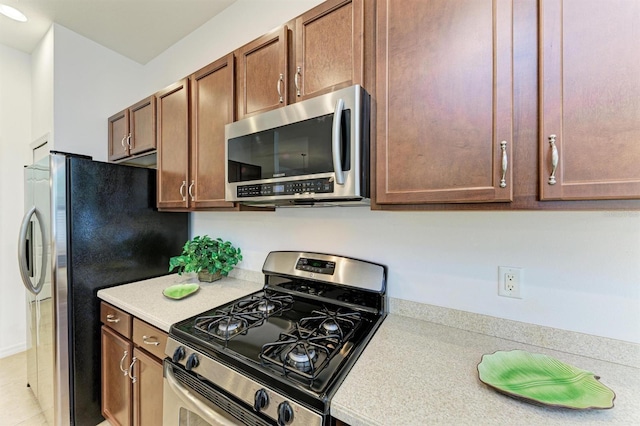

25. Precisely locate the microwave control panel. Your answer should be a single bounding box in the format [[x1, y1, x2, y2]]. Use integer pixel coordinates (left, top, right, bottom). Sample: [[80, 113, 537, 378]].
[[236, 178, 334, 198]]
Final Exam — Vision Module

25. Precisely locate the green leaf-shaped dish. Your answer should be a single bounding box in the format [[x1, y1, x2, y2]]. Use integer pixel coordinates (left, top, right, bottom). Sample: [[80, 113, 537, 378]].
[[163, 283, 200, 300], [477, 349, 615, 409]]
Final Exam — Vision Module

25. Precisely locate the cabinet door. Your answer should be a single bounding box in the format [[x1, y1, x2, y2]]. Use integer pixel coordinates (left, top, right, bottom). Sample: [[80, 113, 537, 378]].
[[294, 0, 364, 101], [157, 79, 190, 210], [132, 348, 163, 426], [101, 326, 132, 426], [190, 54, 236, 209], [129, 96, 156, 156], [235, 26, 289, 120], [540, 0, 640, 200], [375, 0, 513, 204], [108, 109, 129, 162]]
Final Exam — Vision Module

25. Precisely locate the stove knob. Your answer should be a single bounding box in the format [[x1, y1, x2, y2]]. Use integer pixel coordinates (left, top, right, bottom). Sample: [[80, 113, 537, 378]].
[[277, 401, 294, 425], [253, 388, 269, 412], [172, 346, 186, 363], [185, 353, 199, 371]]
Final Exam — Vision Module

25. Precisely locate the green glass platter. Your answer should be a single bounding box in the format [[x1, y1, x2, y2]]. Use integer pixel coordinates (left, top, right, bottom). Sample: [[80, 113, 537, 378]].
[[477, 349, 615, 409], [162, 283, 200, 300]]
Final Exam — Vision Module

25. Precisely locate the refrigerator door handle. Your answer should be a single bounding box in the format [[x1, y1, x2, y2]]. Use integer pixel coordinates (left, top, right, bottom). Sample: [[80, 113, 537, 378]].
[[18, 205, 47, 295]]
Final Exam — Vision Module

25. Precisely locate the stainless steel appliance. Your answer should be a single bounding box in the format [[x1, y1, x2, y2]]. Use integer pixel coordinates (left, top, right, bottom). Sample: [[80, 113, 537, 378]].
[[18, 152, 188, 426], [225, 85, 371, 207], [163, 251, 386, 425]]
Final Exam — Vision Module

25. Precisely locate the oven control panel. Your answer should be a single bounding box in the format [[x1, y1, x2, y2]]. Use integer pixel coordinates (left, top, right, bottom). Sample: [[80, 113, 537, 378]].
[[296, 257, 336, 275], [237, 178, 333, 198], [165, 338, 322, 426]]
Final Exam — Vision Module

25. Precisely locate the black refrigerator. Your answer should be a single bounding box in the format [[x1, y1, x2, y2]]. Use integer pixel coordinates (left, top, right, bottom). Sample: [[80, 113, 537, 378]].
[[18, 151, 189, 426]]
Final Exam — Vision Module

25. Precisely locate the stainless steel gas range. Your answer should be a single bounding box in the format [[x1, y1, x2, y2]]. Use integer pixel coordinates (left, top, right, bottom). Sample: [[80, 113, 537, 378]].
[[163, 251, 387, 426]]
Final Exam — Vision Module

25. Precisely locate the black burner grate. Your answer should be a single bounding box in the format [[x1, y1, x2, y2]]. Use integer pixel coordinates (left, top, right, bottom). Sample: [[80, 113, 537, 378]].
[[194, 293, 293, 342], [259, 307, 362, 383]]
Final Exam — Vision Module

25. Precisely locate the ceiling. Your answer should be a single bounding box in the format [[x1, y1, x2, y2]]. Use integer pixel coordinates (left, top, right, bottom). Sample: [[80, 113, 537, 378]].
[[0, 0, 237, 64]]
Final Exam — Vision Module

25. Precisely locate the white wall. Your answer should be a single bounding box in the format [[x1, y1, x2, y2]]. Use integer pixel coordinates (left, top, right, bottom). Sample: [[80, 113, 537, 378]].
[[142, 0, 324, 94], [192, 209, 640, 343], [0, 43, 31, 357], [31, 27, 54, 146], [53, 24, 144, 161]]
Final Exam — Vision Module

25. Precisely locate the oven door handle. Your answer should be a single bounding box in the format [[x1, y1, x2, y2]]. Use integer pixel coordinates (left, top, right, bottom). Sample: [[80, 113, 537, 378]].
[[331, 97, 345, 185], [164, 362, 239, 426]]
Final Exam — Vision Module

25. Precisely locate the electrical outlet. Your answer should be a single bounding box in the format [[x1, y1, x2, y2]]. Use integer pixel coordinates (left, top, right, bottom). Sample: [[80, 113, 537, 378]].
[[498, 266, 523, 298]]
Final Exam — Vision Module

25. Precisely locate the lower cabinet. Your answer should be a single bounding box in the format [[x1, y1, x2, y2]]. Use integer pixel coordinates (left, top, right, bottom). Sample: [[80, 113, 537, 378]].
[[132, 348, 164, 426], [101, 302, 167, 426], [102, 326, 133, 426]]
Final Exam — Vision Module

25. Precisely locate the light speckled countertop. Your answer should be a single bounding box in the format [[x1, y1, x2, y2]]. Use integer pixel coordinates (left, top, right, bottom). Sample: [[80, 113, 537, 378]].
[[97, 272, 640, 425], [331, 314, 640, 425], [97, 273, 263, 332]]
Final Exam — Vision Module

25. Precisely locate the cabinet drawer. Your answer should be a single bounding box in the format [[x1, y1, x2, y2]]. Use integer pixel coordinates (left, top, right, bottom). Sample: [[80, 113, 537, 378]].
[[100, 302, 132, 338], [132, 318, 168, 360]]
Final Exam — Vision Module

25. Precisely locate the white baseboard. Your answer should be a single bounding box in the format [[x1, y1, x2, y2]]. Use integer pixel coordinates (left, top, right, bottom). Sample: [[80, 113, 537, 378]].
[[0, 342, 26, 359]]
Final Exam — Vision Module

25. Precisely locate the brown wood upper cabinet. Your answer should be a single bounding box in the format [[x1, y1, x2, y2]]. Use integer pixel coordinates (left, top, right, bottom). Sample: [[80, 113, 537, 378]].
[[293, 0, 364, 101], [375, 0, 514, 204], [189, 53, 236, 209], [108, 96, 156, 162], [156, 78, 190, 210], [539, 0, 640, 200], [235, 0, 366, 120], [157, 55, 244, 211], [235, 26, 289, 120]]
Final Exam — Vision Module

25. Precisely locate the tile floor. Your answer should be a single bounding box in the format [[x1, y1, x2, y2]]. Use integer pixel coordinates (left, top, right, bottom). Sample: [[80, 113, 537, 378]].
[[0, 351, 111, 426], [0, 351, 47, 425]]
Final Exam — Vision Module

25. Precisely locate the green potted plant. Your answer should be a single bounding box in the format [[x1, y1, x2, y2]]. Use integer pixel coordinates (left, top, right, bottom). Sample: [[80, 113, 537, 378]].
[[168, 235, 243, 282]]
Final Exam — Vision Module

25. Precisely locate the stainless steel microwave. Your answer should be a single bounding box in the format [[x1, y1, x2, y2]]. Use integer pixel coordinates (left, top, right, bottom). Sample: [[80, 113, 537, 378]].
[[225, 85, 370, 207]]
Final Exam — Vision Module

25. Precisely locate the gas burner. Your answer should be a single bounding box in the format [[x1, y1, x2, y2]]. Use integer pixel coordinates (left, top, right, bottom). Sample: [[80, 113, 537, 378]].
[[194, 292, 294, 342], [287, 347, 317, 364], [279, 280, 328, 296], [257, 301, 275, 313], [322, 320, 339, 333], [300, 307, 361, 341], [194, 308, 261, 342], [217, 318, 244, 336], [260, 324, 342, 381], [236, 293, 294, 317], [284, 347, 318, 372]]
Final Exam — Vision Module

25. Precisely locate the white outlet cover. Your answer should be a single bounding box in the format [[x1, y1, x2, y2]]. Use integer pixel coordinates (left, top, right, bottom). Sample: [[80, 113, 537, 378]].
[[498, 266, 523, 299]]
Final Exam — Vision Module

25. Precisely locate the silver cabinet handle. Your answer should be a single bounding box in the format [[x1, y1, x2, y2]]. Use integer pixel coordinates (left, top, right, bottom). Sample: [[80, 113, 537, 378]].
[[142, 335, 160, 346], [548, 134, 558, 185], [500, 141, 508, 188], [126, 133, 132, 148], [332, 98, 345, 185], [295, 66, 301, 97], [277, 73, 284, 103], [106, 314, 120, 323], [128, 357, 137, 383], [121, 135, 127, 152], [119, 350, 129, 375], [179, 180, 187, 201], [188, 180, 195, 201]]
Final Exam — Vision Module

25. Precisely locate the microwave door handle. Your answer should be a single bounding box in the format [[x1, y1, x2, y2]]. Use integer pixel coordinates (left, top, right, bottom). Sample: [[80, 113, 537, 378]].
[[332, 98, 345, 185]]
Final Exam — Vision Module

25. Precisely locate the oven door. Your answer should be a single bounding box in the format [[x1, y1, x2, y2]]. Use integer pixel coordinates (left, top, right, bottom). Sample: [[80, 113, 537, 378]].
[[163, 360, 272, 426]]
